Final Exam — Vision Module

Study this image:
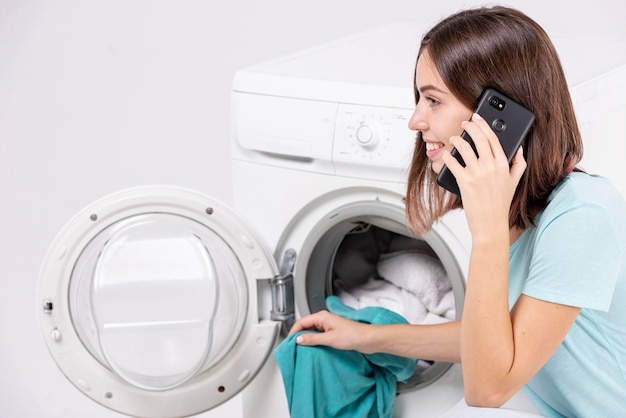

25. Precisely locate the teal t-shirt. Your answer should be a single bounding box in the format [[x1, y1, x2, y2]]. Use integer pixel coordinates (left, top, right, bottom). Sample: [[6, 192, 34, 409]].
[[509, 173, 626, 417]]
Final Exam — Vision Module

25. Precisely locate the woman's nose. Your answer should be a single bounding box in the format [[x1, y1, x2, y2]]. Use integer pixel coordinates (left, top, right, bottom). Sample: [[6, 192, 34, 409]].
[[408, 105, 428, 132]]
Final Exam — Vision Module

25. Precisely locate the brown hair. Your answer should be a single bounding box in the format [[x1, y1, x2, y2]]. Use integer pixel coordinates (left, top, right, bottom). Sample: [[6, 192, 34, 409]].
[[406, 6, 583, 234]]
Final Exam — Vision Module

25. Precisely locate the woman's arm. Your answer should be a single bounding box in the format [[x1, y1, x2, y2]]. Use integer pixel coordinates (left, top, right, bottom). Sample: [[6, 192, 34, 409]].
[[290, 312, 462, 363], [462, 240, 581, 406], [445, 115, 581, 407]]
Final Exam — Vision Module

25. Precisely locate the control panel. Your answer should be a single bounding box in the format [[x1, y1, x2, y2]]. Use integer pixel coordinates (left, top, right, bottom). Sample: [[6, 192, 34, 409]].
[[333, 103, 416, 180]]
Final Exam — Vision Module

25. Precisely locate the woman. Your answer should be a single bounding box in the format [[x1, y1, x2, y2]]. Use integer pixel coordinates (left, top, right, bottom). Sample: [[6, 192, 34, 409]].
[[289, 6, 626, 417]]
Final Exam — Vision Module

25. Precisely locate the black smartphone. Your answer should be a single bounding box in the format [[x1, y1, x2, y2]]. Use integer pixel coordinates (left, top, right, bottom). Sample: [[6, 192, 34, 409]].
[[436, 88, 535, 195]]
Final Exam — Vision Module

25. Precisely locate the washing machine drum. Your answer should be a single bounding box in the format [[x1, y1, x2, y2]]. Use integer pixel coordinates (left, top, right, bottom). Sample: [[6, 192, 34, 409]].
[[37, 187, 280, 418]]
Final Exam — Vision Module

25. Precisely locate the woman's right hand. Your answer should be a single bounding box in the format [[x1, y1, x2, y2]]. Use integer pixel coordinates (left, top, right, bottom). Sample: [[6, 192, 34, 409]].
[[288, 310, 371, 352]]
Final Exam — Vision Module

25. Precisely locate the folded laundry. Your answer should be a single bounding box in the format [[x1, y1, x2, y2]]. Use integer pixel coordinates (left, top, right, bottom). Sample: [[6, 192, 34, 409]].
[[274, 296, 418, 418]]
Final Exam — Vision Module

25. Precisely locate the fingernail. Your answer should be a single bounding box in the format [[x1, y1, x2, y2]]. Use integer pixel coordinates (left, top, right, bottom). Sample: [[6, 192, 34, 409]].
[[473, 112, 483, 121], [296, 336, 303, 344]]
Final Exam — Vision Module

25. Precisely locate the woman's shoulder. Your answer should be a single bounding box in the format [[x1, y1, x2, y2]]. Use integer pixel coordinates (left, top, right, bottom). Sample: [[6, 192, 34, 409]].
[[542, 172, 626, 225], [549, 172, 623, 207]]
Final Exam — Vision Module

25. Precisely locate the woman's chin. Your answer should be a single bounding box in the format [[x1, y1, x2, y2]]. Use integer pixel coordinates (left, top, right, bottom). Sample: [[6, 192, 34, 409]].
[[431, 161, 444, 174]]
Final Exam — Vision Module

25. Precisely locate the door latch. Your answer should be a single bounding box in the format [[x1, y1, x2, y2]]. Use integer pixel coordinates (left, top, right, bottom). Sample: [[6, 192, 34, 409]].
[[271, 248, 296, 332]]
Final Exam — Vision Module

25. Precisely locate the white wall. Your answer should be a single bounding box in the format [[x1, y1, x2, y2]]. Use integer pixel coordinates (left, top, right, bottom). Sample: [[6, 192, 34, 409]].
[[1, 1, 625, 417]]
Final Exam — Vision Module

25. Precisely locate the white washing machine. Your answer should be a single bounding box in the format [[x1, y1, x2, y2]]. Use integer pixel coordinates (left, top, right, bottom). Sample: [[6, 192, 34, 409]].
[[37, 23, 625, 418]]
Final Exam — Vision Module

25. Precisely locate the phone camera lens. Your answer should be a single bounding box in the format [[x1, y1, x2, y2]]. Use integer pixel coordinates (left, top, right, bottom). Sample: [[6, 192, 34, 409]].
[[489, 96, 506, 111]]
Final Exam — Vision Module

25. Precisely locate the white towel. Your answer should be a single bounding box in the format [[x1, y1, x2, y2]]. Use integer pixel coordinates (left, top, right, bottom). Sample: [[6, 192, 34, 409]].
[[336, 250, 455, 325]]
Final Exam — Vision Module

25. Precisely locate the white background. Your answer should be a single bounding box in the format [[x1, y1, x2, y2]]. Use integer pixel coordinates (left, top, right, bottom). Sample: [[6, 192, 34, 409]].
[[1, 1, 625, 417]]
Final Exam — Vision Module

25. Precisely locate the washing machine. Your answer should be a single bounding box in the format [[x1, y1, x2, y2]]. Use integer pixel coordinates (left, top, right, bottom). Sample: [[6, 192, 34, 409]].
[[229, 24, 473, 418], [37, 23, 625, 418]]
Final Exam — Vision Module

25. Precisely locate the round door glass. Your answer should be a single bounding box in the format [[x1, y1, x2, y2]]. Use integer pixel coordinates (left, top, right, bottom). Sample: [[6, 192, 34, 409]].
[[68, 213, 248, 391]]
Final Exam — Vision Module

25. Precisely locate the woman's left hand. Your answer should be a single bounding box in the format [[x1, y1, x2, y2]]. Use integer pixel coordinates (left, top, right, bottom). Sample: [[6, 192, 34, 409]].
[[442, 112, 527, 239]]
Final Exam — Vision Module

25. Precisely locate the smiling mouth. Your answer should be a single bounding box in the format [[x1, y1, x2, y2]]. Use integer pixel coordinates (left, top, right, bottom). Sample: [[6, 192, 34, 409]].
[[425, 142, 444, 151]]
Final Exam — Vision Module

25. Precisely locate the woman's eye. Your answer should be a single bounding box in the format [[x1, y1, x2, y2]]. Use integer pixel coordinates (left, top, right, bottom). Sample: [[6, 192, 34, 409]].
[[426, 97, 440, 106]]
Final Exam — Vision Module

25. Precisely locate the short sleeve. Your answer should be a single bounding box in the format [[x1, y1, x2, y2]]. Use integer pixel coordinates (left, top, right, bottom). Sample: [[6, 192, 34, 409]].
[[523, 203, 621, 311]]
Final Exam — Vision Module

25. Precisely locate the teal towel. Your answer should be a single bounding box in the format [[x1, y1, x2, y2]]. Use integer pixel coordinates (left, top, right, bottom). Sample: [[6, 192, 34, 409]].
[[274, 296, 417, 418]]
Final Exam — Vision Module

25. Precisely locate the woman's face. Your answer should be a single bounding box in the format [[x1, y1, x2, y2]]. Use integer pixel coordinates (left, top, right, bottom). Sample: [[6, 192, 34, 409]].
[[409, 50, 473, 174]]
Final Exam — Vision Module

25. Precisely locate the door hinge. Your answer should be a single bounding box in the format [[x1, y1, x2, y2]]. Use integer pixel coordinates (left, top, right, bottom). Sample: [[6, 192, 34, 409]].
[[271, 248, 296, 331]]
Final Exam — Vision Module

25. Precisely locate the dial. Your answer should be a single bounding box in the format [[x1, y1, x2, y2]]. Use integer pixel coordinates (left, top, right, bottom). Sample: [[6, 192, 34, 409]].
[[355, 121, 382, 149]]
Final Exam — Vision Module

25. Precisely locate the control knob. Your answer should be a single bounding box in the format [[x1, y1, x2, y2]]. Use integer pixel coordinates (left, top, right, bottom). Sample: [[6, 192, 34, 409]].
[[355, 120, 382, 149]]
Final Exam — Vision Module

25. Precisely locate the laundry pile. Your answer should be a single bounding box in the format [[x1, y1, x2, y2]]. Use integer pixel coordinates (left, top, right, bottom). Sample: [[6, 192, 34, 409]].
[[333, 227, 455, 325]]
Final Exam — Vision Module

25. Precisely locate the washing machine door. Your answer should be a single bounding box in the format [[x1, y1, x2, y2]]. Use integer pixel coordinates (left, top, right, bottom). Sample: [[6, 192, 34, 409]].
[[37, 186, 283, 418]]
